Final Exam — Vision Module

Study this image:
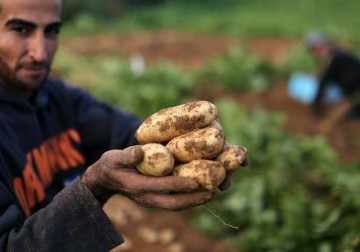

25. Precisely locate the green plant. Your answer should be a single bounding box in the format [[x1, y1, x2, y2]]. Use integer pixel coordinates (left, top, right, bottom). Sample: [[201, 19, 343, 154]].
[[63, 0, 360, 42], [53, 50, 194, 118], [192, 99, 360, 252], [276, 44, 318, 77], [196, 47, 274, 93]]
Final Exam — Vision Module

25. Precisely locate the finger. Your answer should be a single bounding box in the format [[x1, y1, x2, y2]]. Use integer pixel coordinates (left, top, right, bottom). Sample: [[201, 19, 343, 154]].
[[132, 191, 213, 210], [104, 146, 144, 167], [110, 171, 200, 194], [218, 177, 231, 191]]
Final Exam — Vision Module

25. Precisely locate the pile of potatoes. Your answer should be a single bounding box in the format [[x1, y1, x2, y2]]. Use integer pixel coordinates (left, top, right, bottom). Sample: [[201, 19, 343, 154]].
[[135, 101, 247, 191]]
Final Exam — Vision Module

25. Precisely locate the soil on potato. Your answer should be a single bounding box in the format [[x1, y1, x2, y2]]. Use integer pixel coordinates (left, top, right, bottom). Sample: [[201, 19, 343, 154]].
[[62, 31, 359, 252]]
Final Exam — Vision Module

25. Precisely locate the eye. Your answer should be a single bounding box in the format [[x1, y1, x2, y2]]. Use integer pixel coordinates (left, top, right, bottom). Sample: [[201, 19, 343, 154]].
[[12, 26, 31, 35], [45, 26, 61, 38]]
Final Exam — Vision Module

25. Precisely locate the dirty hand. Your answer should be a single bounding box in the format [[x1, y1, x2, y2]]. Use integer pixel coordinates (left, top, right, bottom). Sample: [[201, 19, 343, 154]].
[[81, 146, 213, 210]]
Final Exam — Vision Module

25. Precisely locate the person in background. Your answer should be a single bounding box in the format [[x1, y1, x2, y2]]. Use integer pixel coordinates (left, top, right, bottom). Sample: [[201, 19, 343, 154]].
[[305, 31, 360, 133], [0, 0, 248, 251]]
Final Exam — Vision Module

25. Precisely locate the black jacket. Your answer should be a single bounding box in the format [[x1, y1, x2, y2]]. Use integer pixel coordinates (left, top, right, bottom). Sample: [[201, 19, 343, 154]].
[[312, 48, 360, 113]]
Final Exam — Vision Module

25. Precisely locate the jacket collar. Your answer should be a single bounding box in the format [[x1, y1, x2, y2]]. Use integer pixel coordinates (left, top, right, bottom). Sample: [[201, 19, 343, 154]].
[[0, 80, 49, 110]]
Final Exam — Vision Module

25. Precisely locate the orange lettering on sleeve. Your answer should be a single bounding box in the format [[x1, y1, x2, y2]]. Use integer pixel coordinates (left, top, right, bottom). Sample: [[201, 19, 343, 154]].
[[32, 145, 53, 187], [23, 155, 45, 208], [49, 137, 70, 171], [68, 129, 81, 143], [13, 177, 31, 217], [58, 130, 85, 167], [45, 142, 62, 174]]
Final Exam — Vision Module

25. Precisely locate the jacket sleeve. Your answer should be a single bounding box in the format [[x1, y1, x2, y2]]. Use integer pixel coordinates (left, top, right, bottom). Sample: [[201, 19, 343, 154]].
[[0, 177, 123, 252]]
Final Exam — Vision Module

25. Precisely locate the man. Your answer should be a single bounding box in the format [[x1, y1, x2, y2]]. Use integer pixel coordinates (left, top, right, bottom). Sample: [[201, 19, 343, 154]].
[[305, 31, 360, 133], [0, 0, 247, 251]]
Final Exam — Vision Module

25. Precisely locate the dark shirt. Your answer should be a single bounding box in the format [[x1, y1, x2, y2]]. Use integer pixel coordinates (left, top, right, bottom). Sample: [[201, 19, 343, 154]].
[[0, 78, 142, 251], [312, 48, 360, 113]]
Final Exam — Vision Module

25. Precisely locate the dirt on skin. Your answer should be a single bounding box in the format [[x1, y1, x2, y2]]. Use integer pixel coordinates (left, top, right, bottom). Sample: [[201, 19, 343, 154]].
[[61, 31, 359, 252]]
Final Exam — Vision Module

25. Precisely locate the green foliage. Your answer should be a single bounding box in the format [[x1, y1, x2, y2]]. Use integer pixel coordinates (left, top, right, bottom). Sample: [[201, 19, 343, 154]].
[[276, 44, 318, 77], [62, 0, 158, 22], [54, 45, 360, 251], [53, 46, 276, 115], [63, 0, 360, 43], [192, 99, 360, 251], [196, 47, 274, 92], [53, 41, 360, 252], [62, 0, 109, 22], [53, 50, 194, 118]]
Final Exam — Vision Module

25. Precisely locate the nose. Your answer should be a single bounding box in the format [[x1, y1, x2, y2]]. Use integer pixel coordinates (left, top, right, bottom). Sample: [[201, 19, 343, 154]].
[[28, 33, 48, 63]]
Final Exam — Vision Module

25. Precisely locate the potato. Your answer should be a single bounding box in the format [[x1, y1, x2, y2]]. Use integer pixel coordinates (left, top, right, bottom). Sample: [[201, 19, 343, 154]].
[[172, 160, 226, 191], [166, 127, 225, 163], [208, 118, 223, 131], [136, 143, 175, 177], [135, 101, 217, 144], [216, 144, 248, 172]]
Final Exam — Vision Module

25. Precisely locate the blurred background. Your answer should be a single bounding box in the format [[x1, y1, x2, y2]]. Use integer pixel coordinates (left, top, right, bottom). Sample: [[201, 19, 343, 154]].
[[55, 1, 360, 251]]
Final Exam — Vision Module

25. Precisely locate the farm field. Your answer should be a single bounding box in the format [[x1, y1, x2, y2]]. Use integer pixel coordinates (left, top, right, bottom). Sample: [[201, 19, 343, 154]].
[[56, 31, 359, 252], [56, 1, 360, 251], [59, 31, 359, 164]]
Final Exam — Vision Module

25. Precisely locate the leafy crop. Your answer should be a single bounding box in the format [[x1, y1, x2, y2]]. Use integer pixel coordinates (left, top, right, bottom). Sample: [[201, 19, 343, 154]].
[[277, 44, 318, 77], [54, 47, 360, 252], [193, 99, 360, 252], [196, 48, 274, 93], [62, 0, 360, 43], [54, 47, 276, 116], [53, 50, 194, 118]]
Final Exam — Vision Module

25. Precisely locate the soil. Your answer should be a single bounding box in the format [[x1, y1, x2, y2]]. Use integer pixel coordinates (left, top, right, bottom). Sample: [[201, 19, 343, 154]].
[[61, 31, 359, 252]]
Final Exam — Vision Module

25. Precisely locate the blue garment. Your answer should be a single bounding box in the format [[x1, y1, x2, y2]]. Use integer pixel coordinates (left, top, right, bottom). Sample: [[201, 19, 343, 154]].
[[0, 78, 142, 251], [288, 72, 343, 104]]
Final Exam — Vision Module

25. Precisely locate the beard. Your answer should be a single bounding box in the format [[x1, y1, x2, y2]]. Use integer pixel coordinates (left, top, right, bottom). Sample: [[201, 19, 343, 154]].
[[0, 56, 50, 97]]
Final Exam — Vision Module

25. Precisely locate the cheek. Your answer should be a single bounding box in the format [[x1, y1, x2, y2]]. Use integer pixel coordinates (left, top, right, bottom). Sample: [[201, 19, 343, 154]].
[[0, 37, 25, 69], [0, 50, 16, 72], [47, 41, 59, 61]]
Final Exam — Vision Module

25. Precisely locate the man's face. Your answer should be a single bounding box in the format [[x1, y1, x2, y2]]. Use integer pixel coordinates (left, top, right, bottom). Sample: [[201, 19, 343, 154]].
[[0, 0, 62, 98]]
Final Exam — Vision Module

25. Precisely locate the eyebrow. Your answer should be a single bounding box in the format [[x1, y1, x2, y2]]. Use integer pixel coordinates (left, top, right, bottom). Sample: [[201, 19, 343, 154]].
[[46, 21, 62, 30], [5, 18, 62, 29], [5, 18, 36, 28]]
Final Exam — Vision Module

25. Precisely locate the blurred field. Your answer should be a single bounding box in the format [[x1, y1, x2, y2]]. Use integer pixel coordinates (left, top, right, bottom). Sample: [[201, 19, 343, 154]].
[[57, 1, 360, 251], [63, 0, 360, 45]]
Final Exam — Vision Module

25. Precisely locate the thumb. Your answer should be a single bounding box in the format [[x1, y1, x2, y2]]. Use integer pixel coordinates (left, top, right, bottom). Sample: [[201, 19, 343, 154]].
[[103, 146, 144, 167], [120, 145, 144, 165]]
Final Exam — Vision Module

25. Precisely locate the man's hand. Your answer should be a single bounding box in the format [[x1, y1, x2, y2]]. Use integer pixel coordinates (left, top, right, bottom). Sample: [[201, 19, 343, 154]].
[[81, 146, 213, 210]]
